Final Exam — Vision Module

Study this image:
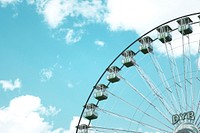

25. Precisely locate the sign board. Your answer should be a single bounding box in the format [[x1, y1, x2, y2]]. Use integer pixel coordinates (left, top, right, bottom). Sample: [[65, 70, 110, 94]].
[[172, 111, 195, 125]]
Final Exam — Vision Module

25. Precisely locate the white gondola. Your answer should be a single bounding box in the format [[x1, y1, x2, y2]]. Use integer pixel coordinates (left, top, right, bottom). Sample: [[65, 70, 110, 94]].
[[107, 66, 120, 83], [177, 17, 193, 35], [84, 103, 98, 120], [122, 50, 136, 67], [157, 25, 172, 43], [94, 84, 108, 101], [139, 36, 153, 54]]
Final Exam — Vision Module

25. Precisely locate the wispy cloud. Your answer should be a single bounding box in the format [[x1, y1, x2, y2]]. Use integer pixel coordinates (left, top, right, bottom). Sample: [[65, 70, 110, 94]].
[[65, 29, 83, 44], [40, 62, 63, 82], [67, 82, 74, 89], [39, 106, 61, 116], [0, 95, 61, 133], [95, 40, 105, 47], [37, 0, 106, 29], [40, 68, 53, 82], [0, 78, 21, 91], [0, 0, 21, 7]]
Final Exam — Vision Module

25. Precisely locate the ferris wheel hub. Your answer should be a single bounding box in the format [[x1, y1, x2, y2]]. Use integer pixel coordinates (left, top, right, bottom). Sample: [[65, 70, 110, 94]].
[[174, 123, 199, 133]]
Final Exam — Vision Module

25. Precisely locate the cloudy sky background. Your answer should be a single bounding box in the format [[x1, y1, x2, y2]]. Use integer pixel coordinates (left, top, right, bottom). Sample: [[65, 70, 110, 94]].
[[0, 0, 200, 132]]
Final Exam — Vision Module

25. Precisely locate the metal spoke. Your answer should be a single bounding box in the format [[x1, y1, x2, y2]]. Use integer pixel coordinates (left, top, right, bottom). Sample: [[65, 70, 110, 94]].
[[135, 64, 173, 115], [90, 126, 143, 133], [98, 107, 172, 133], [149, 51, 179, 114], [106, 90, 173, 130], [194, 41, 200, 115], [119, 76, 171, 123], [164, 42, 184, 112]]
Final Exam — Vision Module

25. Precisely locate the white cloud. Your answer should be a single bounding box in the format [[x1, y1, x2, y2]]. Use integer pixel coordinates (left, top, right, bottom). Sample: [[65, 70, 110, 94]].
[[0, 0, 21, 7], [105, 0, 156, 33], [0, 78, 21, 91], [105, 0, 200, 34], [0, 95, 61, 133], [0, 95, 89, 133], [0, 95, 158, 133], [2, 0, 200, 35], [40, 68, 53, 82], [65, 29, 83, 44], [41, 0, 71, 28], [37, 0, 106, 29], [39, 0, 200, 46], [95, 40, 105, 47]]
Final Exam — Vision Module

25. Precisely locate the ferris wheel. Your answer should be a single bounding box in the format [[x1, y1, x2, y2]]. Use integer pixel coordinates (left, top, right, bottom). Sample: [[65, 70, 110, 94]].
[[76, 12, 200, 133]]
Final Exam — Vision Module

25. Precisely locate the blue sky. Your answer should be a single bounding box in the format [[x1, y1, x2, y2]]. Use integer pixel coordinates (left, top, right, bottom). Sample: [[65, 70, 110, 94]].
[[1, 0, 200, 132]]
